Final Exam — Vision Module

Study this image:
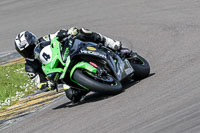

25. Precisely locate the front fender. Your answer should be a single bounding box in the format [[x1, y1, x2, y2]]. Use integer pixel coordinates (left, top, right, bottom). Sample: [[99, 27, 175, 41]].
[[70, 62, 97, 90]]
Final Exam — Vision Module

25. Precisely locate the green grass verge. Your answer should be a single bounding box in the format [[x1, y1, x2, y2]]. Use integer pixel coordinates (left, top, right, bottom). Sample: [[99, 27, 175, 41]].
[[0, 63, 35, 109]]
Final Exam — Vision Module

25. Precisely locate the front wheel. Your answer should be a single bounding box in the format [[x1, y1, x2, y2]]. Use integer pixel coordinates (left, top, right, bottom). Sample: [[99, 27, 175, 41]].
[[129, 54, 150, 80], [73, 69, 123, 95]]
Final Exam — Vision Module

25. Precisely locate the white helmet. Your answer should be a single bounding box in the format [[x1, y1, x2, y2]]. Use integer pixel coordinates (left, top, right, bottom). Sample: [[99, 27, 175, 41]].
[[14, 31, 38, 59]]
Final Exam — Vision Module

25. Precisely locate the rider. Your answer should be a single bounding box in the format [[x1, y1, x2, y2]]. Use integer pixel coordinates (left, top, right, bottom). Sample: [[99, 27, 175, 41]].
[[14, 27, 131, 103]]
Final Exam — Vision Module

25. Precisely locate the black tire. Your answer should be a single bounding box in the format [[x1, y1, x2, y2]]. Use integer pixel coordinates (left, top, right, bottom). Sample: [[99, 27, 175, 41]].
[[73, 69, 123, 95], [130, 54, 150, 80]]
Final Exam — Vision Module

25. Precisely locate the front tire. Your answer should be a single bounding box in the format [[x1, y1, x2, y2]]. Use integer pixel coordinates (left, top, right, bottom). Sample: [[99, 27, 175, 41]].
[[73, 69, 123, 94]]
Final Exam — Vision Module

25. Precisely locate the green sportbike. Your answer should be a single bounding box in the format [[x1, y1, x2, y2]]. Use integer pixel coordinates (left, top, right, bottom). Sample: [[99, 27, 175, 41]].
[[34, 36, 150, 94]]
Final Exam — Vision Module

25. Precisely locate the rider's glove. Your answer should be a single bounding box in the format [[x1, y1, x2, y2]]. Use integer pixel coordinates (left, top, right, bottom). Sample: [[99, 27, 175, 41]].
[[67, 27, 78, 36], [38, 82, 48, 90]]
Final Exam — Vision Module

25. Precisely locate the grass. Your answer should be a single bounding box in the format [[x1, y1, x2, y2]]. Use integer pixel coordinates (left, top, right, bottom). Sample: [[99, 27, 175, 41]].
[[0, 63, 35, 109]]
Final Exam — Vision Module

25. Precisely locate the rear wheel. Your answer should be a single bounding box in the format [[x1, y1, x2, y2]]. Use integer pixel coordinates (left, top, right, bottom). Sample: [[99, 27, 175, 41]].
[[73, 69, 123, 94], [129, 54, 150, 80]]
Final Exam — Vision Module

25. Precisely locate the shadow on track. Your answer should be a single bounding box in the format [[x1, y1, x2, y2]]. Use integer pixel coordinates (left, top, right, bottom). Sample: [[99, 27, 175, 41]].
[[52, 92, 114, 109], [53, 73, 155, 109]]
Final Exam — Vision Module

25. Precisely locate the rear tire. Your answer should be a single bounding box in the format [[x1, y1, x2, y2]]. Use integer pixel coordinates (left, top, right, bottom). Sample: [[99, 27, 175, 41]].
[[73, 69, 123, 95], [130, 54, 150, 80]]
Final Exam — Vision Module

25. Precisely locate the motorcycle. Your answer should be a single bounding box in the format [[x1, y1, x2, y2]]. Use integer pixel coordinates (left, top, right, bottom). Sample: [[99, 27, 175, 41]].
[[34, 36, 150, 94]]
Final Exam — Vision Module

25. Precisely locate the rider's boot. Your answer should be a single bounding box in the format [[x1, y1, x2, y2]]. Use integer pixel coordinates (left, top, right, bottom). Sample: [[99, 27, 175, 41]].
[[103, 36, 122, 51], [103, 36, 133, 57]]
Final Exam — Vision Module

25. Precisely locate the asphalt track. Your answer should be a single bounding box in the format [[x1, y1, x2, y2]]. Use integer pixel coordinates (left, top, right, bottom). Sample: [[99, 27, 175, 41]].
[[1, 0, 200, 132]]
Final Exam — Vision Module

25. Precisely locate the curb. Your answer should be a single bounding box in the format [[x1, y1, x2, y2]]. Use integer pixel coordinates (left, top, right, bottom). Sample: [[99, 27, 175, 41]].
[[0, 55, 65, 128], [0, 90, 65, 122]]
